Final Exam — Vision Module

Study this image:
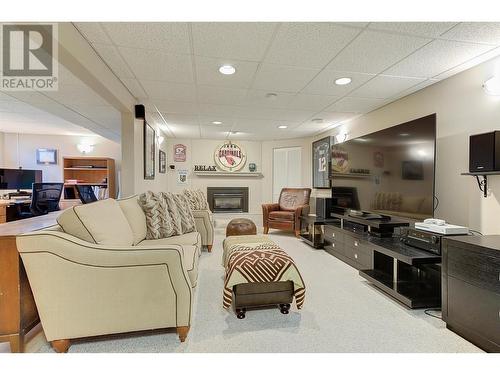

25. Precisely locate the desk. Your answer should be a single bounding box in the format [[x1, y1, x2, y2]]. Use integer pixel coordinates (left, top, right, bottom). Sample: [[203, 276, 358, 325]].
[[0, 211, 60, 352], [0, 199, 78, 223]]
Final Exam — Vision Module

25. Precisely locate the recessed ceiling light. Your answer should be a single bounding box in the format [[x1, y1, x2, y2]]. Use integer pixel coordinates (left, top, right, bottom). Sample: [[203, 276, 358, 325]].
[[311, 118, 323, 124], [335, 77, 352, 86], [212, 121, 222, 125], [219, 65, 236, 75], [399, 133, 410, 137], [278, 125, 288, 129]]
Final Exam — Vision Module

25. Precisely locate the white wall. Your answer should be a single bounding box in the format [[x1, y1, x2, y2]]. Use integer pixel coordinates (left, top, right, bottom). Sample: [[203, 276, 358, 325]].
[[0, 132, 121, 194], [314, 54, 500, 234]]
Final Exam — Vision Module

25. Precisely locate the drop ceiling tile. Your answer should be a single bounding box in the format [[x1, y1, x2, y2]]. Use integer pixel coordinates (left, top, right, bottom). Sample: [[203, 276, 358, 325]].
[[191, 22, 277, 61], [368, 22, 458, 38], [326, 30, 431, 74], [198, 116, 235, 127], [265, 23, 360, 68], [197, 85, 248, 106], [46, 84, 109, 106], [334, 22, 369, 28], [233, 118, 301, 132], [350, 75, 426, 99], [441, 22, 500, 45], [121, 78, 147, 98], [194, 56, 259, 88], [326, 97, 388, 113], [384, 39, 495, 78], [252, 64, 319, 92], [200, 125, 232, 139], [287, 93, 339, 111], [308, 111, 359, 126], [294, 121, 332, 134], [241, 90, 295, 109], [119, 47, 194, 83], [301, 70, 374, 95], [152, 99, 199, 115], [198, 103, 239, 117], [168, 124, 200, 138], [75, 23, 112, 44], [141, 80, 197, 101], [388, 79, 439, 101], [102, 22, 191, 54], [92, 44, 135, 79], [234, 106, 315, 122], [161, 114, 199, 128]]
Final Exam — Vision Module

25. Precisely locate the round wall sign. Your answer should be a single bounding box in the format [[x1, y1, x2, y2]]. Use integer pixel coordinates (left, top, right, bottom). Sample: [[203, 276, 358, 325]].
[[214, 141, 247, 172]]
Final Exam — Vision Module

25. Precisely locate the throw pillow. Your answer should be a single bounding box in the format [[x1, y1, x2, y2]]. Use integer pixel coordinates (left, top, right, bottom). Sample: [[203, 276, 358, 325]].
[[173, 193, 196, 233], [183, 189, 209, 210], [138, 191, 175, 239], [163, 192, 183, 235]]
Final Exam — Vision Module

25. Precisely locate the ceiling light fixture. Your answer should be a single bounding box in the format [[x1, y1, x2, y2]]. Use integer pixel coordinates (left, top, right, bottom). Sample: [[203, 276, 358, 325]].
[[77, 143, 94, 154], [399, 133, 410, 137], [335, 77, 352, 86], [219, 65, 236, 75], [483, 76, 500, 95], [212, 121, 222, 125], [278, 125, 288, 129]]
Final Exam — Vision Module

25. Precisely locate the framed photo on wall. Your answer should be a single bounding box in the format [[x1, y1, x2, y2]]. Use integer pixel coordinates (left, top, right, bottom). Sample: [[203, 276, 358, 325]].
[[312, 136, 333, 188], [144, 122, 155, 180], [36, 148, 57, 165], [159, 149, 166, 173]]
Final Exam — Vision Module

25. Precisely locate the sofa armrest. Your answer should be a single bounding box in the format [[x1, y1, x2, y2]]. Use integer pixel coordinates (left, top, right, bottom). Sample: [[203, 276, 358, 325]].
[[262, 203, 280, 226], [16, 231, 194, 338], [192, 209, 214, 247], [294, 205, 310, 230]]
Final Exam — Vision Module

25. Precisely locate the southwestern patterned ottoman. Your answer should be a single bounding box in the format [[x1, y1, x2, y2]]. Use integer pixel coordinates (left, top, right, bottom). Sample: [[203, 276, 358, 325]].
[[222, 234, 305, 319]]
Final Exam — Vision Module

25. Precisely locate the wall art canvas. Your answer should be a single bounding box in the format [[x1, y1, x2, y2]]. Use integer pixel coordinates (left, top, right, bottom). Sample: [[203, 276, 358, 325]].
[[312, 136, 333, 188], [159, 149, 166, 173], [402, 161, 424, 180], [144, 122, 155, 180], [174, 144, 187, 162]]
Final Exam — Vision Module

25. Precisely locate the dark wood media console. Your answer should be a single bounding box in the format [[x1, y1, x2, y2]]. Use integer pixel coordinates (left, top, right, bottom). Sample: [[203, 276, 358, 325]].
[[324, 212, 442, 308], [442, 235, 500, 352]]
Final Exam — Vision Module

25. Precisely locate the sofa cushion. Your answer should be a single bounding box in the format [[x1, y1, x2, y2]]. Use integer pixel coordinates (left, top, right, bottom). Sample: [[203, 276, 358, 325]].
[[173, 193, 196, 234], [118, 195, 147, 245], [138, 191, 175, 240], [269, 211, 295, 221], [57, 199, 134, 246], [400, 196, 425, 213], [138, 232, 201, 252]]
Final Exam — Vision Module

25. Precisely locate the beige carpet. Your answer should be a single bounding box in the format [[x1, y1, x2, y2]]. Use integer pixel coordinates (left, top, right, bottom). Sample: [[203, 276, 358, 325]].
[[16, 229, 482, 353]]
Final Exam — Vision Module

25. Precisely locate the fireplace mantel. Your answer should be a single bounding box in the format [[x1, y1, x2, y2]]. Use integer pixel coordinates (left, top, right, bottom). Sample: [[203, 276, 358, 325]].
[[194, 171, 263, 178]]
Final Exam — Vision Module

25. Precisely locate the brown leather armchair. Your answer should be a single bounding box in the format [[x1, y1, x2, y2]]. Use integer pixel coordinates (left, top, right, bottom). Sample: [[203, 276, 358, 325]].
[[262, 188, 311, 237]]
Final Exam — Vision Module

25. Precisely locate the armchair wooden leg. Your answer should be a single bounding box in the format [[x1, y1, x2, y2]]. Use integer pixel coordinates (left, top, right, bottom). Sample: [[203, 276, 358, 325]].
[[51, 339, 71, 353], [176, 326, 190, 342], [207, 245, 212, 252], [263, 226, 269, 234]]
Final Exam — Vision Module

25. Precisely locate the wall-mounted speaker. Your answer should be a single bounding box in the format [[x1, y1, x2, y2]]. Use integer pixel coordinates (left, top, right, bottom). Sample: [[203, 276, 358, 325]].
[[469, 131, 500, 172], [134, 104, 145, 119]]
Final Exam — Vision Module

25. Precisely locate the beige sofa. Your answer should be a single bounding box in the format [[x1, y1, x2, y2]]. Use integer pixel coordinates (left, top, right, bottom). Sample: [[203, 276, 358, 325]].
[[370, 192, 433, 220], [16, 196, 203, 352], [192, 209, 214, 252]]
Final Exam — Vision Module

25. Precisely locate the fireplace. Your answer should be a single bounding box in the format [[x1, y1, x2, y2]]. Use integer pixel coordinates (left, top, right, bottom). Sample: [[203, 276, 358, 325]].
[[207, 187, 249, 213]]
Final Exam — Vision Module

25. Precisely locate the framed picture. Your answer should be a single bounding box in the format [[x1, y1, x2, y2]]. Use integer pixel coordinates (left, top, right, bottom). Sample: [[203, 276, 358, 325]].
[[177, 169, 188, 185], [174, 143, 187, 162], [36, 148, 57, 164], [159, 149, 166, 173], [402, 161, 424, 180], [144, 122, 155, 180], [312, 136, 333, 188]]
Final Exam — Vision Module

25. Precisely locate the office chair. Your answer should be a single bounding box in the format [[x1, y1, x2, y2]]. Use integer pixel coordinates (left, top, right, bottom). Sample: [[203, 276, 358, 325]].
[[18, 183, 64, 218], [75, 184, 98, 204]]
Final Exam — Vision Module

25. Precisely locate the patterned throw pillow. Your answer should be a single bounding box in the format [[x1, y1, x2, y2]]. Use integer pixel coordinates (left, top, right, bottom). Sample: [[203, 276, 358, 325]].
[[162, 192, 184, 236], [183, 189, 208, 210], [173, 193, 196, 233], [138, 191, 175, 239]]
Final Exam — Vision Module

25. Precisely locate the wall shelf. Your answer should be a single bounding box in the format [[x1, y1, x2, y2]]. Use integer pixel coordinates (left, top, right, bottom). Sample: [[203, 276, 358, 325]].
[[461, 171, 500, 197], [194, 171, 263, 178], [331, 172, 372, 179]]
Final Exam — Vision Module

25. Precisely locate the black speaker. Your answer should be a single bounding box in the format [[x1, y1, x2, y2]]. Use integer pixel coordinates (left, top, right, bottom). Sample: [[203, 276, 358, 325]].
[[316, 197, 333, 219], [469, 131, 500, 172], [134, 104, 145, 119]]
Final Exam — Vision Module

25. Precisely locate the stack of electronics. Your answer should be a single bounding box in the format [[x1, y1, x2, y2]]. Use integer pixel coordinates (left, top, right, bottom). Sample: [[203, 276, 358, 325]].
[[399, 219, 469, 256]]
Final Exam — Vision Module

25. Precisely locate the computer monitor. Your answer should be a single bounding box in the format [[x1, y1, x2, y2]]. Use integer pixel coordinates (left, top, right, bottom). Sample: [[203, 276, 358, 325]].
[[0, 169, 43, 191]]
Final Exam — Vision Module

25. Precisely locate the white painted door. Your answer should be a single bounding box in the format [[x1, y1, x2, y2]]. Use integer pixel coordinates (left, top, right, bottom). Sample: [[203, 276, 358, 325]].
[[273, 147, 302, 202]]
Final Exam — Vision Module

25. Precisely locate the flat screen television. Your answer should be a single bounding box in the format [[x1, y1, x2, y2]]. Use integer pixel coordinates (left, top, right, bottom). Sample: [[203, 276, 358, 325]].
[[331, 114, 436, 220], [0, 168, 43, 190]]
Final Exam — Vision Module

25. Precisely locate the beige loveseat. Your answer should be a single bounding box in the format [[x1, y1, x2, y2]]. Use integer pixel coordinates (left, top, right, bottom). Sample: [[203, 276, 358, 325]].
[[16, 196, 203, 352], [370, 192, 433, 220], [192, 209, 214, 252]]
